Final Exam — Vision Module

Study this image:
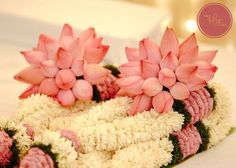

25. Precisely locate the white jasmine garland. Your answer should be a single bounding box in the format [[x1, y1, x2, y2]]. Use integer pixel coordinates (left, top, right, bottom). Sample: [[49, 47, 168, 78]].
[[0, 118, 32, 158], [74, 109, 183, 153], [34, 130, 78, 168], [202, 83, 232, 148], [49, 96, 132, 131], [105, 138, 173, 168], [77, 151, 112, 168], [14, 94, 96, 134]]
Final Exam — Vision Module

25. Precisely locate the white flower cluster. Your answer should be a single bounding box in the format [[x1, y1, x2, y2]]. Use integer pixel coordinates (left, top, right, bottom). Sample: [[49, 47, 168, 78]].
[[34, 130, 79, 168], [73, 109, 183, 153], [77, 138, 173, 168], [49, 96, 132, 131], [0, 118, 32, 158], [105, 138, 173, 168], [202, 83, 232, 148], [14, 94, 95, 134]]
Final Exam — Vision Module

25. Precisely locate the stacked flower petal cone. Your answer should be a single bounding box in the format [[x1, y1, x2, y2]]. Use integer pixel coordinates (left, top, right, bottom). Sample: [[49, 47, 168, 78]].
[[0, 24, 232, 168]]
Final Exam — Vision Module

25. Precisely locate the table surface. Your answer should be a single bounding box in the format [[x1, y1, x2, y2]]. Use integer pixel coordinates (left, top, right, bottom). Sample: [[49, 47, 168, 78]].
[[0, 0, 236, 167]]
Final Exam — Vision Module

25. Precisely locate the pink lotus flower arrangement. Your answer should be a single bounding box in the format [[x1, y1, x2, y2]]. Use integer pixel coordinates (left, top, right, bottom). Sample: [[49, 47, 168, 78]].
[[117, 28, 218, 115], [14, 24, 110, 106]]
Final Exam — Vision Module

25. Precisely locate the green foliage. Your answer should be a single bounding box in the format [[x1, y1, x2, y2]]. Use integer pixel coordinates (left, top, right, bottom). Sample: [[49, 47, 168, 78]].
[[92, 85, 101, 102], [32, 143, 59, 168], [161, 135, 183, 168], [103, 64, 120, 77], [173, 100, 192, 127], [194, 121, 210, 153], [205, 85, 216, 109]]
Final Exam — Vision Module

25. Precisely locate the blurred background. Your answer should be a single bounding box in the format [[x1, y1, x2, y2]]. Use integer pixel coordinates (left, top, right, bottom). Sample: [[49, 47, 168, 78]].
[[127, 0, 236, 50]]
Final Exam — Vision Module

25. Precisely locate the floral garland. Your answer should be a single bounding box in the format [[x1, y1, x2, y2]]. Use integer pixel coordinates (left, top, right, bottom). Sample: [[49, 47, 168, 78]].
[[14, 94, 96, 134], [105, 138, 173, 168], [202, 82, 231, 148], [20, 130, 79, 168], [73, 109, 183, 153], [49, 96, 132, 131], [0, 119, 32, 167]]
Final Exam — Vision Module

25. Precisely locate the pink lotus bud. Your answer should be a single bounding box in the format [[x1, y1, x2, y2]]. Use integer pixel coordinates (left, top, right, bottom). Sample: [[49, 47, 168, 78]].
[[152, 91, 174, 113], [158, 68, 176, 87], [55, 69, 76, 90]]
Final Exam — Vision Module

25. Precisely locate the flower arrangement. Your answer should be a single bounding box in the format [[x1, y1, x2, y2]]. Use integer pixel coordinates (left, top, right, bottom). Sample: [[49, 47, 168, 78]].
[[0, 119, 32, 167], [1, 24, 232, 168], [14, 24, 119, 106], [117, 28, 218, 115], [19, 130, 79, 168]]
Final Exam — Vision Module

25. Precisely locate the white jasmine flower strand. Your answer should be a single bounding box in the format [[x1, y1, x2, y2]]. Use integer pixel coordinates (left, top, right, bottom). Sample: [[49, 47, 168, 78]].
[[75, 110, 183, 152], [203, 83, 232, 148], [35, 130, 78, 168], [49, 97, 132, 131]]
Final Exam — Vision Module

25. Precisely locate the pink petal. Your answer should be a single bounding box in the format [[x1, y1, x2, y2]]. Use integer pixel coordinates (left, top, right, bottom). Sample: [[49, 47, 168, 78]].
[[79, 27, 96, 43], [21, 50, 46, 66], [179, 33, 197, 57], [59, 24, 75, 49], [140, 59, 160, 78], [129, 94, 152, 116], [143, 38, 162, 63], [119, 61, 141, 77], [175, 64, 198, 83], [71, 58, 87, 76], [84, 45, 109, 63], [125, 47, 140, 61], [55, 69, 76, 89], [86, 37, 103, 48], [72, 80, 93, 100], [83, 64, 109, 84], [14, 66, 45, 84], [185, 74, 207, 91], [40, 60, 59, 77], [116, 76, 144, 95], [170, 82, 190, 100], [160, 51, 178, 71], [38, 78, 59, 96], [160, 27, 179, 57], [179, 46, 199, 65], [56, 48, 73, 69], [158, 68, 176, 87], [116, 89, 136, 97], [68, 38, 85, 58], [197, 50, 218, 63], [37, 34, 59, 59], [19, 85, 39, 99], [57, 90, 75, 107], [197, 62, 218, 81], [152, 91, 174, 113], [139, 40, 148, 59], [142, 78, 163, 96]]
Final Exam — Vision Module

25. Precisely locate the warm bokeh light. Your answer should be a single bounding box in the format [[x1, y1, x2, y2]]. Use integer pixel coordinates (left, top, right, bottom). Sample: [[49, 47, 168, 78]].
[[185, 19, 197, 32]]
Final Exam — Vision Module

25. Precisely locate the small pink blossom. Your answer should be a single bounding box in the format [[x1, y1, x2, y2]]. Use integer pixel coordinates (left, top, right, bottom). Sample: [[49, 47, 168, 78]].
[[19, 147, 54, 168], [172, 125, 202, 158], [15, 24, 110, 107], [0, 131, 13, 166], [60, 130, 80, 152], [23, 124, 35, 140], [117, 28, 218, 115]]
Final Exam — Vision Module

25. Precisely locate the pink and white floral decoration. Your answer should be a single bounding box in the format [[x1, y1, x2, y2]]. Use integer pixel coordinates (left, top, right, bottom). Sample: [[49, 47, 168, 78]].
[[117, 28, 218, 115], [14, 24, 110, 106]]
